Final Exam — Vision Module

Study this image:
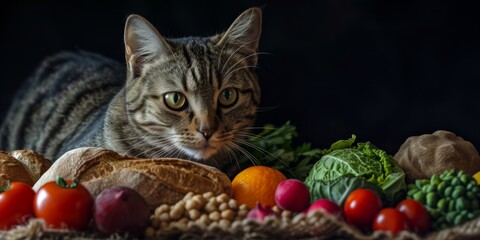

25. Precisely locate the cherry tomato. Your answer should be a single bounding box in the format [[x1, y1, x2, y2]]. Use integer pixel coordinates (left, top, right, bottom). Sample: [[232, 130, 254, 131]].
[[343, 188, 382, 231], [34, 177, 93, 230], [0, 182, 35, 229], [373, 208, 409, 235], [396, 199, 431, 234]]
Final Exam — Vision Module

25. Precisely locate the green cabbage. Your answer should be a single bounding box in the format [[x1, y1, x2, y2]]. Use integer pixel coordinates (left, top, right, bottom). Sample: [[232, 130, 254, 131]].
[[304, 135, 406, 206]]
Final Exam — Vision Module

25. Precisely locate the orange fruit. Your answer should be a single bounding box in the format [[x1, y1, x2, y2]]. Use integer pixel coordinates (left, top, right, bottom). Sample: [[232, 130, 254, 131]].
[[231, 166, 287, 209]]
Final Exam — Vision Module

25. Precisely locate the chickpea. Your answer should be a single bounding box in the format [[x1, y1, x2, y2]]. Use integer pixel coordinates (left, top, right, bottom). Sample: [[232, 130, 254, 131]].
[[183, 192, 195, 200], [185, 199, 201, 211], [216, 193, 230, 203], [227, 199, 238, 209], [170, 204, 185, 220], [203, 192, 214, 199], [192, 194, 207, 206], [207, 221, 220, 231], [218, 202, 228, 211], [204, 201, 218, 213], [159, 212, 170, 221], [238, 209, 249, 218], [188, 209, 201, 221], [218, 219, 231, 229], [221, 209, 235, 221], [197, 214, 211, 225], [178, 217, 189, 225], [209, 211, 221, 222], [239, 204, 249, 211], [155, 204, 170, 216]]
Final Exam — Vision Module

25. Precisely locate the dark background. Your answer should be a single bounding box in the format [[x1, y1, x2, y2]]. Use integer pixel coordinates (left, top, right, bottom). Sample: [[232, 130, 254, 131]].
[[2, 0, 480, 155]]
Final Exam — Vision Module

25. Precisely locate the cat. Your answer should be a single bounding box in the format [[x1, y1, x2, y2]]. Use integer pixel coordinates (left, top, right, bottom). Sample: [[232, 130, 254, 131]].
[[0, 8, 262, 176]]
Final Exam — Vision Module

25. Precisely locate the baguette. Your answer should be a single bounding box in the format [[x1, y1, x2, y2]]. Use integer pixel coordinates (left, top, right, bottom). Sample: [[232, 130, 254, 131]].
[[0, 150, 51, 186], [33, 147, 232, 209]]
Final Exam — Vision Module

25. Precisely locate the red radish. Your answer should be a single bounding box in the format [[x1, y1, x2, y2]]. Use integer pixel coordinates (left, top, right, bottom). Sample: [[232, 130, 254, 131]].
[[247, 202, 274, 221], [274, 179, 311, 212], [93, 186, 150, 236], [306, 199, 342, 217]]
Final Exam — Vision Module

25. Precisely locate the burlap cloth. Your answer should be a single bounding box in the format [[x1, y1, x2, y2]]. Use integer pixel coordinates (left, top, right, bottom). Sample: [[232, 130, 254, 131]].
[[1, 211, 479, 240]]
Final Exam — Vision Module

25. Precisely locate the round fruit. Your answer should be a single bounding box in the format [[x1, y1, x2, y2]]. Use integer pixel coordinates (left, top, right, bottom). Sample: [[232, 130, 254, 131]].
[[34, 177, 93, 230], [0, 182, 35, 230], [396, 199, 431, 234], [473, 171, 480, 185], [232, 166, 287, 209], [274, 179, 310, 212], [343, 188, 382, 230], [373, 208, 409, 235]]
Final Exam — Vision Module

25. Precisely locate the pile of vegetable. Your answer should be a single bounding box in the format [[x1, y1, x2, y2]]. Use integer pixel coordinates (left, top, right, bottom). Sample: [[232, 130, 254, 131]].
[[235, 121, 480, 236], [407, 170, 480, 230], [2, 121, 480, 238], [0, 177, 149, 237]]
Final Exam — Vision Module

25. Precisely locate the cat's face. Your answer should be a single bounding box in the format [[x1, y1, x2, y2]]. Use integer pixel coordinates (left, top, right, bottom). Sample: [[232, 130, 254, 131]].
[[122, 8, 261, 161]]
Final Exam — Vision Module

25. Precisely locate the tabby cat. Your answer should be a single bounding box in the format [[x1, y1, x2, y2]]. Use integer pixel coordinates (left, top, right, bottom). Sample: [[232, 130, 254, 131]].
[[0, 8, 262, 175]]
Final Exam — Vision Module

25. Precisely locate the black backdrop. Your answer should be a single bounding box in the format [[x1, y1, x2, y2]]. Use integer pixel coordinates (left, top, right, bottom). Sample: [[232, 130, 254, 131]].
[[2, 1, 480, 155]]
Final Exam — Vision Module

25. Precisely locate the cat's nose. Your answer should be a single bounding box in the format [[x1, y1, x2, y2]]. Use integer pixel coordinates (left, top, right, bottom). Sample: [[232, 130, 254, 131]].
[[200, 129, 214, 140], [197, 125, 216, 140]]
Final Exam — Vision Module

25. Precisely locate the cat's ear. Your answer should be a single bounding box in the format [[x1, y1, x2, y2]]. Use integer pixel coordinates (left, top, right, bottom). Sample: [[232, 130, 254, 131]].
[[124, 14, 171, 77], [216, 8, 262, 56]]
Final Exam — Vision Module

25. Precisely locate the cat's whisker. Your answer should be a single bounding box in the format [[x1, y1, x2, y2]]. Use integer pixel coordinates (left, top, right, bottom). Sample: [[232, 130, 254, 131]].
[[224, 65, 259, 80], [217, 38, 229, 70], [121, 135, 172, 158], [232, 123, 278, 132], [142, 137, 179, 158], [227, 141, 261, 166], [232, 130, 274, 144], [221, 144, 240, 168], [231, 138, 279, 162], [220, 40, 256, 74], [223, 51, 268, 77], [255, 106, 279, 113]]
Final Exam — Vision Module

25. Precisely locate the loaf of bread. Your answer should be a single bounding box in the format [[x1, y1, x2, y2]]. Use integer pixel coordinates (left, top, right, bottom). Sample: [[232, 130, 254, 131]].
[[0, 150, 52, 186], [33, 147, 232, 209], [394, 130, 480, 182]]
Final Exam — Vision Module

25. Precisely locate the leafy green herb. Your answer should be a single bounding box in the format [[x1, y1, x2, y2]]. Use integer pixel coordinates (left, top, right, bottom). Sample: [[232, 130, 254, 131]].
[[239, 121, 322, 180]]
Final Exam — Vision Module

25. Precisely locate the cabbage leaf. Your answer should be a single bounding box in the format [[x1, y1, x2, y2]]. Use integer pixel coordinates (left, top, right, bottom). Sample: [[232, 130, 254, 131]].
[[305, 136, 406, 206]]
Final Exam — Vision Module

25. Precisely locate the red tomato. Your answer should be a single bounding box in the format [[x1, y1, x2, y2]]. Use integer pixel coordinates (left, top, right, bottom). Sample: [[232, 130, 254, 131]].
[[373, 208, 409, 235], [343, 188, 382, 231], [0, 182, 35, 229], [34, 178, 93, 230], [396, 199, 431, 234]]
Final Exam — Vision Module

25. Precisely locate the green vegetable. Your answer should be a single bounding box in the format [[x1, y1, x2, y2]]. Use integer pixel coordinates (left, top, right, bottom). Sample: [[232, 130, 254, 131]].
[[304, 135, 406, 206], [238, 121, 321, 180], [407, 170, 480, 230]]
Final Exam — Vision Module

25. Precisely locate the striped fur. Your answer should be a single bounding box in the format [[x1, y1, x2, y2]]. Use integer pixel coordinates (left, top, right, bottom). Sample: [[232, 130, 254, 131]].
[[0, 8, 262, 174]]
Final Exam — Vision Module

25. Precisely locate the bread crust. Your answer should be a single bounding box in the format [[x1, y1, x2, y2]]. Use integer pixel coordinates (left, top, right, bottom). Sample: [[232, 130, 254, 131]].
[[33, 147, 232, 208], [0, 150, 52, 186]]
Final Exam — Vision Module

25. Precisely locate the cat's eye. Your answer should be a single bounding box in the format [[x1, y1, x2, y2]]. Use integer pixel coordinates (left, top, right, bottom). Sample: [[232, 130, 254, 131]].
[[164, 92, 187, 110], [218, 88, 238, 107]]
